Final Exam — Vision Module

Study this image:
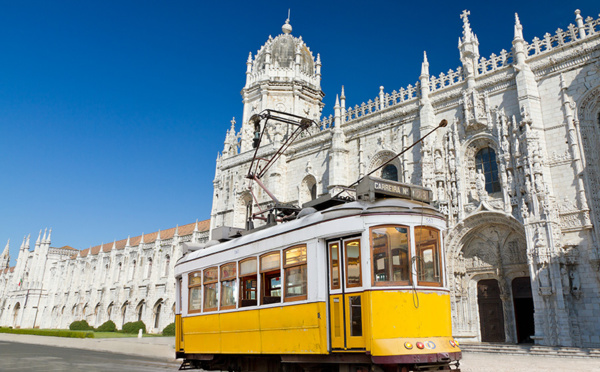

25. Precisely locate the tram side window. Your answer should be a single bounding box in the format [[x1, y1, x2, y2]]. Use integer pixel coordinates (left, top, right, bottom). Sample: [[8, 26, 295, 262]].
[[220, 263, 237, 310], [415, 227, 442, 286], [371, 225, 410, 286], [260, 252, 281, 305], [188, 271, 202, 313], [239, 258, 257, 307], [203, 267, 219, 311], [284, 245, 307, 302]]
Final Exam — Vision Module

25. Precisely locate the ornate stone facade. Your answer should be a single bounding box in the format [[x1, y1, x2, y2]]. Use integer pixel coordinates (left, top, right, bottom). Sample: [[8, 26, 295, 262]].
[[0, 221, 209, 332], [211, 11, 600, 347]]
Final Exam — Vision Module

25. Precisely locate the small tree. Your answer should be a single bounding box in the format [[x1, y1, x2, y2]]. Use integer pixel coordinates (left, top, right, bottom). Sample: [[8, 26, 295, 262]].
[[162, 322, 175, 336], [122, 321, 146, 334], [96, 320, 117, 332], [69, 320, 93, 331]]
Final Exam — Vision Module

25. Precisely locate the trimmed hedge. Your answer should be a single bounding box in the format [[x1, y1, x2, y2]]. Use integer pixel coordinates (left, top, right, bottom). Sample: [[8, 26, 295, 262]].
[[69, 320, 93, 331], [122, 321, 146, 334], [0, 327, 93, 338], [96, 320, 117, 332], [162, 322, 175, 336]]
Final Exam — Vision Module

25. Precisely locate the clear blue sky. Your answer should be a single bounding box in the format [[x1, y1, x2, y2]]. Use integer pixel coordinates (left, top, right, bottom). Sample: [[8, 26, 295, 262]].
[[1, 1, 598, 265]]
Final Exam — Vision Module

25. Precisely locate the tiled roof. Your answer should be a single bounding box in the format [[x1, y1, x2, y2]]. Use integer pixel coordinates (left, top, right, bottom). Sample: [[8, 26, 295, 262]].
[[78, 220, 210, 257]]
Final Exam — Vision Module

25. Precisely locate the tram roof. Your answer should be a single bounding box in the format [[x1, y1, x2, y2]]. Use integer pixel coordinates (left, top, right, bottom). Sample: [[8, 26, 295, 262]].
[[177, 197, 443, 266]]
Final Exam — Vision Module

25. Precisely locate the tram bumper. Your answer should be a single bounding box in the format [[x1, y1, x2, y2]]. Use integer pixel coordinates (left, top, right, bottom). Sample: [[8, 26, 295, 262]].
[[371, 351, 462, 365]]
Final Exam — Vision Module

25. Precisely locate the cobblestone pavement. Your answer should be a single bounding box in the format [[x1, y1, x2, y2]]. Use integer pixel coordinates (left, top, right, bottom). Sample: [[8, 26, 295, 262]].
[[460, 352, 600, 372]]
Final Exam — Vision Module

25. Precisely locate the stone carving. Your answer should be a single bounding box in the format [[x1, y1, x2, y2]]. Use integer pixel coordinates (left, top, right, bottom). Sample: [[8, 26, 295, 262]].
[[476, 169, 488, 201]]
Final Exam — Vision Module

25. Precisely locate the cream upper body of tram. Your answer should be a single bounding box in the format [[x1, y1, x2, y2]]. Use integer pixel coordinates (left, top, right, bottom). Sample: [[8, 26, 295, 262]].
[[174, 179, 461, 370]]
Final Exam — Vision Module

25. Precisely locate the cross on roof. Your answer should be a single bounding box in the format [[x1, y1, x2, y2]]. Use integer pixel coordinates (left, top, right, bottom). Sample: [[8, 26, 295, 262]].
[[460, 9, 470, 22]]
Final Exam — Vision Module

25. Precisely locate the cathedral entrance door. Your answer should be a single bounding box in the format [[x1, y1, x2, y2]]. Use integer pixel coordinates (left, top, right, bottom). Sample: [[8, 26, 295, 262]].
[[512, 277, 534, 343], [477, 279, 505, 342]]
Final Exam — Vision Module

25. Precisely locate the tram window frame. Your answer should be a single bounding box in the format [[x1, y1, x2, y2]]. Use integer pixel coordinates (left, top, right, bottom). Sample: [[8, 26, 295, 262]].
[[345, 239, 362, 288], [414, 226, 443, 287], [260, 252, 282, 305], [239, 257, 258, 307], [283, 245, 307, 302], [370, 225, 411, 286], [203, 267, 219, 312], [329, 242, 341, 290], [188, 271, 202, 314], [220, 263, 237, 310]]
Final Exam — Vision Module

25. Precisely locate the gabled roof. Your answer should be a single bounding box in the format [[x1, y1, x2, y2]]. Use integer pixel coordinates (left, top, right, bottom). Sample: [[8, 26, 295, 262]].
[[69, 219, 210, 258]]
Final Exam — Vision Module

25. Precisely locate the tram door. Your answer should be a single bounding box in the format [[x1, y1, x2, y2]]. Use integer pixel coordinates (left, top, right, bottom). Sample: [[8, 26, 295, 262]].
[[328, 238, 365, 350]]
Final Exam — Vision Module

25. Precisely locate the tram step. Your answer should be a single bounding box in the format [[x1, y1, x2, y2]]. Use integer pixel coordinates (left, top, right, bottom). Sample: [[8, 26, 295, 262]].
[[459, 343, 600, 359]]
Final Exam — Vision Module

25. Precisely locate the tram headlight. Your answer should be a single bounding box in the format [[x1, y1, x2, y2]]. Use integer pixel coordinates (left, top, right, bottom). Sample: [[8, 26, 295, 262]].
[[449, 340, 456, 347], [416, 342, 425, 349], [404, 342, 413, 350]]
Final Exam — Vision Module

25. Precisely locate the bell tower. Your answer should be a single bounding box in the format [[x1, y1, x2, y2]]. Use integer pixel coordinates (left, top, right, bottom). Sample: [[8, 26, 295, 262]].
[[239, 18, 324, 152]]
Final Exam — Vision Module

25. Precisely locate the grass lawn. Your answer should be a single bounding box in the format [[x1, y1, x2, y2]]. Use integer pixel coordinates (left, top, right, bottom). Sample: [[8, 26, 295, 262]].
[[0, 328, 169, 338]]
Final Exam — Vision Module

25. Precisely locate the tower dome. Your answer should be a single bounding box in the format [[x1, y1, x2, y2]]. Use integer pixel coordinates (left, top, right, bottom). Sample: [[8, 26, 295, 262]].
[[240, 18, 324, 153], [249, 19, 319, 82]]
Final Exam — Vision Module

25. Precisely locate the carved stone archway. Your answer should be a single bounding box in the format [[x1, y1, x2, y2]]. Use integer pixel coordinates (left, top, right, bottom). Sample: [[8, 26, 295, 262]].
[[446, 211, 528, 343]]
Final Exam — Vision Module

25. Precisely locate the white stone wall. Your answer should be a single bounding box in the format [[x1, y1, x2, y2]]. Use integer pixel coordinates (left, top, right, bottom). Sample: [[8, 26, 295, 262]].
[[0, 223, 209, 333], [212, 11, 600, 347]]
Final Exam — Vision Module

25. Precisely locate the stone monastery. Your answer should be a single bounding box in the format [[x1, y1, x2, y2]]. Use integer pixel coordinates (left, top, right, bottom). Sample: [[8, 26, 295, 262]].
[[0, 222, 209, 333], [1, 9, 600, 347]]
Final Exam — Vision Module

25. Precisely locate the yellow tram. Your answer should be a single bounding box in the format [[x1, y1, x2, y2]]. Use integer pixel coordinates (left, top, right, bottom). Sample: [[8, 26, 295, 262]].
[[174, 176, 461, 372]]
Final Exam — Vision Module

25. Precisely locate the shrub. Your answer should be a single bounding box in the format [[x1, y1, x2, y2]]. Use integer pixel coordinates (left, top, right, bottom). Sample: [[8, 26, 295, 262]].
[[69, 320, 93, 331], [122, 321, 146, 334], [96, 320, 117, 332], [162, 322, 175, 336], [0, 327, 93, 338]]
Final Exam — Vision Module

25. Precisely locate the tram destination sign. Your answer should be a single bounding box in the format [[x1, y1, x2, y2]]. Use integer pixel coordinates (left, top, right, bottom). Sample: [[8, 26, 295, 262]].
[[356, 176, 432, 203]]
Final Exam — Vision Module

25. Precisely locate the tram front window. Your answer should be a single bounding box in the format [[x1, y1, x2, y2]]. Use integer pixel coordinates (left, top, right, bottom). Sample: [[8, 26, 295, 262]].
[[371, 226, 410, 285], [261, 252, 281, 304], [239, 258, 257, 307], [415, 226, 442, 286]]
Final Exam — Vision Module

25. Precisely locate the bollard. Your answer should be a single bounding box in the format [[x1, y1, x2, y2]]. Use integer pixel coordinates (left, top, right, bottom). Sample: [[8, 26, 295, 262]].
[[138, 329, 142, 339]]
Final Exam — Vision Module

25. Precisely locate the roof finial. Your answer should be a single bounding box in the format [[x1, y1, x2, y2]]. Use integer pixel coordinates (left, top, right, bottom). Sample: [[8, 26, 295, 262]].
[[514, 13, 524, 40], [460, 9, 473, 42], [282, 10, 292, 34], [421, 51, 430, 77]]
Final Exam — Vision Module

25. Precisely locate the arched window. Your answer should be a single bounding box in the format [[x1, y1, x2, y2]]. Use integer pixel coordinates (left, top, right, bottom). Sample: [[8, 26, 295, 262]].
[[475, 147, 501, 193], [136, 301, 144, 321], [164, 255, 170, 277], [121, 302, 128, 327], [382, 164, 399, 181], [107, 303, 113, 320], [310, 184, 317, 200], [147, 258, 153, 279], [154, 300, 163, 329]]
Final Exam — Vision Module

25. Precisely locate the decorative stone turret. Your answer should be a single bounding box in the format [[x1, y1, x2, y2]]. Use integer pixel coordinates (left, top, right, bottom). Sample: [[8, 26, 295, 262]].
[[239, 18, 325, 153], [458, 9, 479, 89], [0, 239, 9, 269]]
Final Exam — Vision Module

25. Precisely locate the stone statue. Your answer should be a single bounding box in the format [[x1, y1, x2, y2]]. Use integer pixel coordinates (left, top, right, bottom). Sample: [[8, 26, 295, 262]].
[[507, 170, 515, 196], [435, 151, 443, 173], [569, 268, 581, 292], [476, 169, 487, 200]]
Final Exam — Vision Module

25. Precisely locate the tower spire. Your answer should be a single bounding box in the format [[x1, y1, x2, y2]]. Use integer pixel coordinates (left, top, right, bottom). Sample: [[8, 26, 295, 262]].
[[514, 13, 524, 41], [1, 239, 10, 269]]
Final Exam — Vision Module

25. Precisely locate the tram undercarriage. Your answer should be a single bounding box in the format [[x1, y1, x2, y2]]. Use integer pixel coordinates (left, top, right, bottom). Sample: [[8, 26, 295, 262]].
[[177, 353, 461, 372]]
